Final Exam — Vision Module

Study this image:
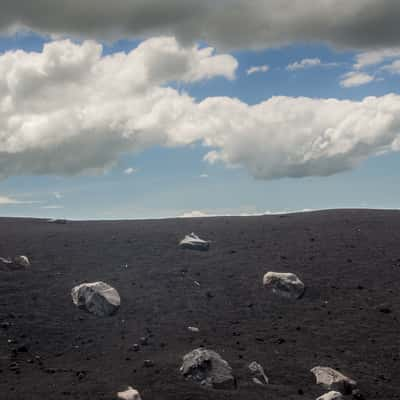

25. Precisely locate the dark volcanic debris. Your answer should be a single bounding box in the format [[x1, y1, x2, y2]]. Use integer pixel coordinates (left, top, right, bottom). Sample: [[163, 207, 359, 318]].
[[0, 210, 399, 399]]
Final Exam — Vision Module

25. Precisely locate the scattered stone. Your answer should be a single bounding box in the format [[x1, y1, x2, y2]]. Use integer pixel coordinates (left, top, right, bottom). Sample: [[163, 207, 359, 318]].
[[76, 370, 86, 380], [117, 386, 142, 400], [248, 361, 269, 385], [378, 304, 392, 314], [9, 362, 20, 372], [17, 344, 29, 353], [180, 348, 236, 390], [129, 344, 140, 352], [143, 359, 154, 368], [13, 255, 31, 268], [139, 336, 149, 346], [352, 389, 365, 399], [206, 291, 214, 299], [0, 257, 12, 264], [1, 322, 10, 330], [48, 218, 67, 224], [263, 272, 305, 299], [188, 326, 200, 333], [317, 392, 343, 400], [71, 282, 120, 317], [179, 233, 210, 251], [311, 366, 357, 394]]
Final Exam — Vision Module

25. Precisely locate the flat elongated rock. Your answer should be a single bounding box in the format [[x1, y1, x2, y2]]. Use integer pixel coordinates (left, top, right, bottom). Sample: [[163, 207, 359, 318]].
[[263, 272, 305, 299], [179, 233, 210, 251], [317, 391, 344, 400], [311, 366, 357, 394], [180, 348, 236, 390], [117, 386, 141, 400], [71, 281, 120, 317]]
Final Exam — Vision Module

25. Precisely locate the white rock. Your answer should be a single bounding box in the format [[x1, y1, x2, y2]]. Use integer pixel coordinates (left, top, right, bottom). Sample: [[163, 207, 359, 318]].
[[180, 348, 235, 390], [13, 255, 30, 268], [311, 366, 357, 394], [117, 386, 142, 400], [188, 326, 200, 332], [248, 361, 269, 385], [263, 272, 305, 299], [317, 391, 343, 400], [179, 233, 210, 251], [71, 281, 120, 317]]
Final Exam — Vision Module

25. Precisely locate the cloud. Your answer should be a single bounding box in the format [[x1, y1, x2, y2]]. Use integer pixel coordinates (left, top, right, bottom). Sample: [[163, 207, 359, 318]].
[[287, 58, 321, 71], [179, 208, 317, 218], [199, 173, 209, 178], [179, 210, 213, 218], [0, 195, 36, 205], [354, 47, 400, 69], [382, 59, 400, 74], [41, 205, 64, 209], [53, 191, 63, 199], [286, 58, 339, 71], [2, 1, 400, 51], [124, 167, 138, 175], [246, 65, 269, 75], [0, 37, 237, 178], [1, 39, 400, 181], [198, 94, 400, 179], [340, 71, 375, 87]]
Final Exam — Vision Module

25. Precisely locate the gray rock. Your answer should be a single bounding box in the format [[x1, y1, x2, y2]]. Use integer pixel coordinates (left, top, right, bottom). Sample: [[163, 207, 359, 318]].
[[117, 386, 142, 400], [180, 348, 236, 390], [263, 272, 305, 299], [311, 366, 357, 394], [13, 255, 30, 268], [71, 282, 120, 317], [179, 233, 210, 251], [317, 391, 344, 400], [248, 361, 269, 385]]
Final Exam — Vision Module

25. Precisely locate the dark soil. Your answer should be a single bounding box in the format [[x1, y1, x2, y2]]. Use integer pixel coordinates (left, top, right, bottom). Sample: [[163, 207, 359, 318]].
[[1, 209, 400, 399]]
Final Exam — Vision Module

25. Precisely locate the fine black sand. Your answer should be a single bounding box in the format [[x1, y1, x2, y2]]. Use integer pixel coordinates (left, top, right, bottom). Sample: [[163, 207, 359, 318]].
[[1, 209, 400, 399]]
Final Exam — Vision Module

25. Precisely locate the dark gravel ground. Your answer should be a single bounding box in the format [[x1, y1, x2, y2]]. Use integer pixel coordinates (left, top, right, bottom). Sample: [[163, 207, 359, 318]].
[[1, 209, 400, 399]]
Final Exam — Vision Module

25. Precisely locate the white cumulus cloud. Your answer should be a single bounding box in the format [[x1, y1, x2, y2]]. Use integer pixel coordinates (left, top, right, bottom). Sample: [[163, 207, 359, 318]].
[[179, 210, 214, 218], [340, 71, 375, 87], [382, 59, 400, 74], [354, 47, 400, 69], [0, 37, 237, 178], [0, 195, 36, 205], [246, 65, 269, 75], [287, 58, 321, 71], [286, 58, 339, 71], [1, 39, 400, 181], [124, 167, 138, 175]]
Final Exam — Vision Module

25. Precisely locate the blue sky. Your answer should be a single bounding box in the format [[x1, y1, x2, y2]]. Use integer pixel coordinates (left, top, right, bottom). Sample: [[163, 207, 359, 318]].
[[1, 7, 400, 219]]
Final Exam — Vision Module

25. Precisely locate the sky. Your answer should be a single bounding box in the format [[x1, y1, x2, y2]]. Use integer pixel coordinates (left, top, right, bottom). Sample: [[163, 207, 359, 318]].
[[0, 0, 400, 219]]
